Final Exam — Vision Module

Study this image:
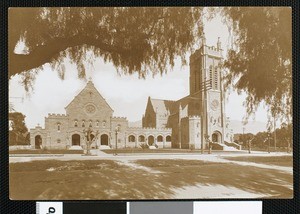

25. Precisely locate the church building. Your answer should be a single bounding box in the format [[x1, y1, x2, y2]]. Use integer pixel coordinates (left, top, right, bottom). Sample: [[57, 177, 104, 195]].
[[142, 37, 232, 149], [30, 37, 234, 150]]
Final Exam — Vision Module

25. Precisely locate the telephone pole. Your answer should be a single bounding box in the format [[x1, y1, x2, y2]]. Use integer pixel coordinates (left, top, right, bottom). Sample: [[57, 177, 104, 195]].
[[274, 117, 277, 152]]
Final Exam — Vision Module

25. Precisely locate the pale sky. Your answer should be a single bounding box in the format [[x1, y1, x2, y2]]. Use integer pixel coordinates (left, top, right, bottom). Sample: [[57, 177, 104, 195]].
[[9, 13, 269, 130]]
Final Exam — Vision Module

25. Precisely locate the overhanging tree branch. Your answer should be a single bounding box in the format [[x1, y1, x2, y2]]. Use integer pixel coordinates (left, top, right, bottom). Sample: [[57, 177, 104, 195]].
[[9, 35, 129, 77]]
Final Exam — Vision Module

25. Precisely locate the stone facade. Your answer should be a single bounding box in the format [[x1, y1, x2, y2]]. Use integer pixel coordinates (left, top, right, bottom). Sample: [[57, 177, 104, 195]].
[[30, 81, 172, 150], [142, 37, 233, 149], [30, 37, 234, 150]]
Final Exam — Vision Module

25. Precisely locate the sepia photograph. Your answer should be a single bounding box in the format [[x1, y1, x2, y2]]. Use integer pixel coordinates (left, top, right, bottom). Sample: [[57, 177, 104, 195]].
[[8, 7, 293, 200]]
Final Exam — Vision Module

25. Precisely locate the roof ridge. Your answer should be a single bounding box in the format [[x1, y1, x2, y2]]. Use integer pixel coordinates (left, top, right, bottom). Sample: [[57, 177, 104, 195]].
[[150, 98, 176, 102]]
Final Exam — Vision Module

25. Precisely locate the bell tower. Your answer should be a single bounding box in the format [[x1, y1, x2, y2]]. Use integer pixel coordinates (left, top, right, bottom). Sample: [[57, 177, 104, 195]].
[[189, 36, 225, 147]]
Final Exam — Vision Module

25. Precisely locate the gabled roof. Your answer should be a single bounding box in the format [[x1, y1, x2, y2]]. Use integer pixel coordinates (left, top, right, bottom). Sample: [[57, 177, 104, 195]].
[[65, 80, 113, 112], [149, 93, 201, 118], [148, 98, 179, 116]]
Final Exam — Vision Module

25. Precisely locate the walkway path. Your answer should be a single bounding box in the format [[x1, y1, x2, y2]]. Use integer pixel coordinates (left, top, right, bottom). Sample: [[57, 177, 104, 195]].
[[10, 151, 292, 174]]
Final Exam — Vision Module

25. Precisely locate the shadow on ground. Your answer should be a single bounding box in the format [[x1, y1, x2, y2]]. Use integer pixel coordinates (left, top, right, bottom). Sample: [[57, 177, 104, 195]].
[[135, 159, 293, 199], [9, 158, 293, 200]]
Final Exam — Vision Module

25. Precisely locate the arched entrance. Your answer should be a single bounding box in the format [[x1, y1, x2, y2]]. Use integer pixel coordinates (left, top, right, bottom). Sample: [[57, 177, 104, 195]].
[[212, 131, 222, 143], [128, 135, 136, 142], [148, 135, 154, 146], [35, 135, 42, 149], [101, 134, 109, 145], [72, 134, 81, 146]]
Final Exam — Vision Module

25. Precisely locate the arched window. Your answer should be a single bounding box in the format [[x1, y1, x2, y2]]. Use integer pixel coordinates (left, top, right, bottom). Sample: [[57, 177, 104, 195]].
[[89, 120, 92, 127], [102, 120, 106, 128], [166, 135, 171, 142], [138, 135, 145, 142], [82, 120, 85, 127], [157, 135, 163, 142], [128, 135, 136, 142], [96, 120, 99, 127], [148, 136, 154, 146], [214, 66, 218, 90], [197, 122, 200, 128], [57, 123, 61, 131], [74, 120, 78, 127]]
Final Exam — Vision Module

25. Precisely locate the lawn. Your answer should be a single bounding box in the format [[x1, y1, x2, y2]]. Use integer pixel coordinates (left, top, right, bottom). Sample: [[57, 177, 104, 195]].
[[135, 159, 293, 198], [10, 159, 293, 200], [223, 155, 293, 167]]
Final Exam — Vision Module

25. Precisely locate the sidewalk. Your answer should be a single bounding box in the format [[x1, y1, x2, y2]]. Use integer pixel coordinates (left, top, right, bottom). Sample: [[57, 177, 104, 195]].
[[9, 151, 292, 174]]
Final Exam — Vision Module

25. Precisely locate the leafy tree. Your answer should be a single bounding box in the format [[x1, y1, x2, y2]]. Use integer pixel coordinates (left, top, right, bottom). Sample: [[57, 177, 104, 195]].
[[220, 7, 292, 121], [241, 133, 255, 147], [9, 112, 30, 145], [9, 7, 204, 90], [238, 122, 292, 150], [251, 131, 270, 148], [275, 123, 292, 148], [9, 7, 292, 123]]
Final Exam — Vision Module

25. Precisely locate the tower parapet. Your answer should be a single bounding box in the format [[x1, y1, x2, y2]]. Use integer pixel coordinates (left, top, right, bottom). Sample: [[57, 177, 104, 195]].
[[188, 115, 201, 120], [47, 113, 69, 118], [112, 116, 127, 120], [203, 45, 223, 59], [127, 127, 171, 131]]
